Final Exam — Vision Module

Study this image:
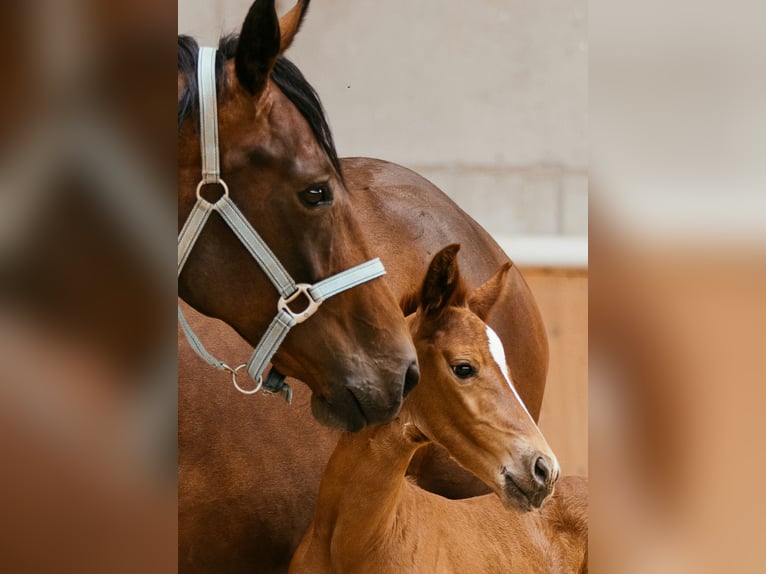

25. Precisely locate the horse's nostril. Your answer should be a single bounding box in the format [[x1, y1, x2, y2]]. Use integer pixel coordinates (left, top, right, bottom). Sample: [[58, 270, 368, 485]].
[[403, 361, 420, 398], [533, 456, 551, 487]]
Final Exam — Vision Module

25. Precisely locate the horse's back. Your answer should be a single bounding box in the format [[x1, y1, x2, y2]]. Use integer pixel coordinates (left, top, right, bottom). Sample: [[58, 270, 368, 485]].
[[343, 157, 548, 420]]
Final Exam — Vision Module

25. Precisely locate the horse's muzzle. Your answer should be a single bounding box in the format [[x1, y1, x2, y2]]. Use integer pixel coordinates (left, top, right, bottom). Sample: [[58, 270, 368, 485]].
[[345, 381, 402, 427], [502, 452, 560, 510], [310, 357, 418, 431], [403, 360, 420, 398]]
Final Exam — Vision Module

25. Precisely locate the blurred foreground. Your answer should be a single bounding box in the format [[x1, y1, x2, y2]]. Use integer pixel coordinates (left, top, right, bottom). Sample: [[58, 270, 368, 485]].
[[591, 1, 766, 571], [590, 225, 766, 573], [0, 0, 176, 571]]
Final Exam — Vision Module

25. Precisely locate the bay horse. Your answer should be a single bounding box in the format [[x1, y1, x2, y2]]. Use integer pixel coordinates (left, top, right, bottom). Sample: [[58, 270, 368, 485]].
[[178, 0, 547, 429], [179, 0, 549, 571], [289, 245, 588, 574], [178, 1, 419, 430]]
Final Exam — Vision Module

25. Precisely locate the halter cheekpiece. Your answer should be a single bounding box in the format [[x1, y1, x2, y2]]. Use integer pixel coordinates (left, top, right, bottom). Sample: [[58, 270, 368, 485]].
[[177, 47, 387, 402]]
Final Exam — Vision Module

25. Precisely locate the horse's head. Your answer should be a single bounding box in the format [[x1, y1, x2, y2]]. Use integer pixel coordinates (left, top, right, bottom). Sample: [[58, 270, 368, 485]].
[[177, 0, 418, 431], [405, 245, 559, 510]]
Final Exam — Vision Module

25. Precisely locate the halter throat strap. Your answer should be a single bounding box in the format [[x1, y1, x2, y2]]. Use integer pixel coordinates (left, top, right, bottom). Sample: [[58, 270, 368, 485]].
[[177, 46, 386, 401]]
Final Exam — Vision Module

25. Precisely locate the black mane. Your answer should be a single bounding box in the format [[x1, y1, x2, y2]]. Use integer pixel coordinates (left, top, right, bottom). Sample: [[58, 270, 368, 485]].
[[178, 34, 342, 177]]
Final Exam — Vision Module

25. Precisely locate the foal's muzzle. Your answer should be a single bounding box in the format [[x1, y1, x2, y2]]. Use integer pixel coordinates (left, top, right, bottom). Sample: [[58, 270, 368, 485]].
[[503, 451, 560, 510]]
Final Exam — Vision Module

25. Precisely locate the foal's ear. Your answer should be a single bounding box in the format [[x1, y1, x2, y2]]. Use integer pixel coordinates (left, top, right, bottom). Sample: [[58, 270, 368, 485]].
[[236, 0, 306, 95], [420, 244, 466, 316], [468, 261, 514, 321]]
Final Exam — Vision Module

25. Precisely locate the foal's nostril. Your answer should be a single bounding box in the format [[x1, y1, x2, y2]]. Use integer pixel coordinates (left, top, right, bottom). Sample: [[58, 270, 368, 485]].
[[533, 456, 552, 487], [402, 361, 420, 398]]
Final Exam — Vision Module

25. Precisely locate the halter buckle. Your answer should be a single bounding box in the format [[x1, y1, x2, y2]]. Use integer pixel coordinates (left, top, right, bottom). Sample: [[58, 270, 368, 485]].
[[278, 284, 320, 324]]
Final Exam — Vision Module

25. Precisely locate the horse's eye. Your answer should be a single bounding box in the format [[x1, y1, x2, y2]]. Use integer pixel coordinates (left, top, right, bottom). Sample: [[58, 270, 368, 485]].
[[451, 363, 477, 380], [299, 184, 332, 207]]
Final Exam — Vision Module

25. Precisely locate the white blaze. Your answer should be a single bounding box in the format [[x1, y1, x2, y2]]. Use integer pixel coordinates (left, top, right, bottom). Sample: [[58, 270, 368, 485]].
[[485, 325, 535, 423]]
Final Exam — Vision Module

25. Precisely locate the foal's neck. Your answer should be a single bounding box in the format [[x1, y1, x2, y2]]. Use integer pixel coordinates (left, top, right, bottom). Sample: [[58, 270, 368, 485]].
[[312, 418, 422, 539]]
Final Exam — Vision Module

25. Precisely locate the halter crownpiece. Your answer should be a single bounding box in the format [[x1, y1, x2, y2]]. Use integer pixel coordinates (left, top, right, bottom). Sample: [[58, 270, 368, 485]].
[[178, 46, 387, 401]]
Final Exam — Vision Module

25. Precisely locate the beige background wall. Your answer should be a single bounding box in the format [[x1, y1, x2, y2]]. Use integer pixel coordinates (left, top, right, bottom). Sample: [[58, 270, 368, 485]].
[[525, 268, 588, 476], [179, 0, 587, 239], [178, 0, 587, 474]]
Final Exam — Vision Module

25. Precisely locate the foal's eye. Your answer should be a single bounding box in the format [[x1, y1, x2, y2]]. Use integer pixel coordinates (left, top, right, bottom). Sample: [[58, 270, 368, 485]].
[[451, 363, 477, 379], [299, 184, 332, 207]]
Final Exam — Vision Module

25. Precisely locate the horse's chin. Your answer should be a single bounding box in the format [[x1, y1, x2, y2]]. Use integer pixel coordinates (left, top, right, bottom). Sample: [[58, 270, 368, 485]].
[[311, 394, 367, 432]]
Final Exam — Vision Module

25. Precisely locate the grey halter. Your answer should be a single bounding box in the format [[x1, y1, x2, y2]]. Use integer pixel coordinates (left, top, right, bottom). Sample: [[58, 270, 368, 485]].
[[177, 47, 386, 402]]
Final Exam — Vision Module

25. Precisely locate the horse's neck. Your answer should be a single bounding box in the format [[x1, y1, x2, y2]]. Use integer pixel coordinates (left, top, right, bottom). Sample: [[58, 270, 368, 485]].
[[312, 419, 420, 544]]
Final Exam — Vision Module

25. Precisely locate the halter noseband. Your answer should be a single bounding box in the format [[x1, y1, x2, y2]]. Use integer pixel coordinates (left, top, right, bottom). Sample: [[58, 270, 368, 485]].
[[177, 47, 386, 402]]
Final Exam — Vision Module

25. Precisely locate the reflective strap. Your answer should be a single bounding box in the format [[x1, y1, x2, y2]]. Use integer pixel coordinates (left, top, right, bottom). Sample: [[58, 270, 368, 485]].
[[197, 47, 220, 184], [178, 305, 228, 371], [309, 258, 386, 302], [181, 254, 387, 399], [180, 298, 294, 403], [246, 258, 388, 387], [216, 195, 297, 298], [178, 197, 214, 276], [246, 309, 296, 384]]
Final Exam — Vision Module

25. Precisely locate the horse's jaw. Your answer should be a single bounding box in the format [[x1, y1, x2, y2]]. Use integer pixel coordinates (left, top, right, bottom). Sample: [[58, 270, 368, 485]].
[[310, 393, 367, 432]]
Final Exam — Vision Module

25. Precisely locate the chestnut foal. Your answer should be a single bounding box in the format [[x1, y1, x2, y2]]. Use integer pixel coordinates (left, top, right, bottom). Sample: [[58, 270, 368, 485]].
[[289, 245, 588, 574]]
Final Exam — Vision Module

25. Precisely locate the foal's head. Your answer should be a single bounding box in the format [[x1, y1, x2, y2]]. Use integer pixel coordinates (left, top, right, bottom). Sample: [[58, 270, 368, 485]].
[[405, 245, 559, 510], [177, 0, 418, 430]]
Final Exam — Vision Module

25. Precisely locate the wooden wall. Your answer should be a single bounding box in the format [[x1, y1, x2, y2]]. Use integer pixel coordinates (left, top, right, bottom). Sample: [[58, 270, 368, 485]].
[[522, 267, 588, 477]]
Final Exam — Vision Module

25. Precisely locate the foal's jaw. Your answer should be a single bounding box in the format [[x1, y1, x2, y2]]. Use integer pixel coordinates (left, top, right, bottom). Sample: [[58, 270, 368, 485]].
[[440, 421, 559, 512]]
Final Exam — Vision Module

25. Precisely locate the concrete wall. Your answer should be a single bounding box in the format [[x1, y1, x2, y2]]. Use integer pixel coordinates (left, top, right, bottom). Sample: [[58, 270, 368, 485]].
[[178, 0, 587, 241]]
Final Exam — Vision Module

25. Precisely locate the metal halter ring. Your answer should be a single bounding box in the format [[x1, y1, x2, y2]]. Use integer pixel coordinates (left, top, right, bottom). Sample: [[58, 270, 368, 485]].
[[225, 363, 262, 395], [278, 284, 321, 324], [195, 179, 230, 204]]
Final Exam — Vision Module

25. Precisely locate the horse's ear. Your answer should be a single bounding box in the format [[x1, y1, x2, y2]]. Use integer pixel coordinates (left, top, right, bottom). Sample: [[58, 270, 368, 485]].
[[235, 0, 281, 95], [420, 244, 466, 316], [279, 0, 310, 53], [236, 0, 309, 95], [468, 261, 514, 321]]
